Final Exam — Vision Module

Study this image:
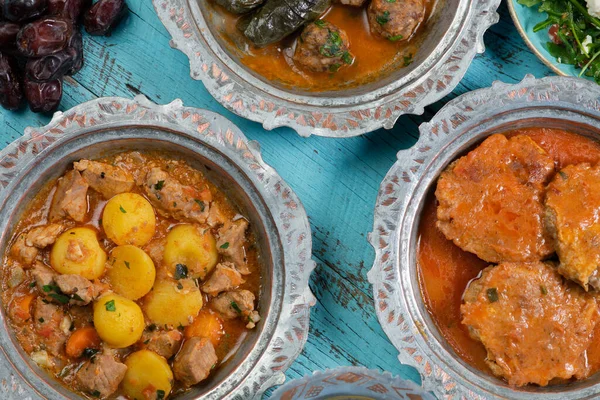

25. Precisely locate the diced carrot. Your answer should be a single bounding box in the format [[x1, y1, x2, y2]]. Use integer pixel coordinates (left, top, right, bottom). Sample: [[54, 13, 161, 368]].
[[11, 294, 34, 321], [184, 309, 224, 346], [65, 326, 101, 358]]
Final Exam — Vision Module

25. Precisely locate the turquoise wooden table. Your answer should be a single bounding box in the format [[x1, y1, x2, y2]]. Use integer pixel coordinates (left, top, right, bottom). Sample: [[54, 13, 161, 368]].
[[0, 0, 555, 396]]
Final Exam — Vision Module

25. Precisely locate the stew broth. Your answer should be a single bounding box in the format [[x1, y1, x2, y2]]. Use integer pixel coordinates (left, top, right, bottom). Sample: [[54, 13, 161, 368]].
[[214, 2, 437, 91], [418, 127, 600, 379], [1, 151, 262, 399]]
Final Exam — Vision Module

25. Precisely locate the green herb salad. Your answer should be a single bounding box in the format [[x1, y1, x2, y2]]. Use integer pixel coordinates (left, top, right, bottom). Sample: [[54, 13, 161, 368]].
[[519, 0, 600, 82]]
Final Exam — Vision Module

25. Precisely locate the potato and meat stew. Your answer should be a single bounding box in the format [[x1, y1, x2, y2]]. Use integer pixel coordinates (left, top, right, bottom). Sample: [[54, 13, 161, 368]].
[[1, 152, 262, 399]]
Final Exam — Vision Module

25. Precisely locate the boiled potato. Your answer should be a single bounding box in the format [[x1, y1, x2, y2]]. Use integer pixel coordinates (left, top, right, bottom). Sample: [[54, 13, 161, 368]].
[[163, 224, 218, 279], [93, 294, 144, 348], [102, 193, 156, 246], [50, 227, 107, 279], [122, 350, 173, 400], [107, 245, 156, 300], [143, 279, 203, 327]]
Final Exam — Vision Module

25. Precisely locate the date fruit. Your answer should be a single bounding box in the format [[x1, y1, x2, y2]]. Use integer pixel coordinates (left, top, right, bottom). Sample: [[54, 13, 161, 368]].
[[25, 30, 82, 80], [84, 0, 126, 36], [0, 23, 20, 52], [0, 52, 23, 110], [17, 17, 72, 57], [24, 76, 61, 112], [48, 0, 90, 23], [4, 0, 47, 22]]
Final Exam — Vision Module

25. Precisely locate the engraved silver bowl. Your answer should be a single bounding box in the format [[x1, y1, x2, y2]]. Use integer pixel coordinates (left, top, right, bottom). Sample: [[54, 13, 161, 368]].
[[152, 0, 501, 138], [0, 96, 315, 400], [368, 75, 600, 399]]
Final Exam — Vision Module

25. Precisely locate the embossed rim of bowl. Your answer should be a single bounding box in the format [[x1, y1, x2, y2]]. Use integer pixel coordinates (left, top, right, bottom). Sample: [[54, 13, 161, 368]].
[[0, 96, 315, 400], [269, 366, 435, 399], [152, 0, 501, 138], [368, 75, 600, 399]]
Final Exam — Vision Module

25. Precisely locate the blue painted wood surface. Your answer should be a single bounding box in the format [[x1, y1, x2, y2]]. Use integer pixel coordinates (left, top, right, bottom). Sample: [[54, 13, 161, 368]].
[[0, 0, 556, 397]]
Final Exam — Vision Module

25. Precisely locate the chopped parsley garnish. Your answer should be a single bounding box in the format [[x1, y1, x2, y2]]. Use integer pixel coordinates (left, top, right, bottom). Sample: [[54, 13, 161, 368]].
[[403, 53, 413, 66], [143, 339, 150, 344], [231, 301, 242, 314], [174, 263, 188, 280], [42, 284, 60, 293], [146, 323, 157, 332], [71, 294, 84, 302], [119, 205, 127, 213], [38, 317, 44, 323], [104, 299, 116, 311], [90, 390, 101, 397], [329, 63, 341, 72], [342, 51, 353, 65], [314, 20, 326, 28], [29, 281, 36, 288], [540, 285, 548, 295], [48, 293, 70, 304], [220, 242, 230, 249], [124, 261, 130, 269], [194, 199, 205, 211], [177, 323, 185, 332], [176, 282, 183, 290], [376, 11, 390, 25], [100, 172, 105, 179], [486, 287, 499, 303], [82, 348, 99, 358], [559, 170, 568, 180], [154, 180, 165, 190], [320, 29, 345, 58], [388, 34, 404, 42], [157, 390, 166, 400]]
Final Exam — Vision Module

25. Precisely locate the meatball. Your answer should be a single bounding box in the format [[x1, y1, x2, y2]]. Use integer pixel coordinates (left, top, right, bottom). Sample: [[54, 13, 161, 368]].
[[461, 261, 599, 386], [435, 134, 555, 263], [545, 163, 600, 290], [293, 21, 354, 73], [368, 0, 425, 42]]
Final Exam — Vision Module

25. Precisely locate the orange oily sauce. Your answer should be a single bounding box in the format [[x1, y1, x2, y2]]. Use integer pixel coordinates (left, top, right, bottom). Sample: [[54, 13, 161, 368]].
[[417, 127, 600, 380], [218, 2, 434, 91]]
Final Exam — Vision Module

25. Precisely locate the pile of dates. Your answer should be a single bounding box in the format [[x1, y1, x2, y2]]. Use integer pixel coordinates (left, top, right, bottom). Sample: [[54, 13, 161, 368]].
[[0, 0, 127, 113]]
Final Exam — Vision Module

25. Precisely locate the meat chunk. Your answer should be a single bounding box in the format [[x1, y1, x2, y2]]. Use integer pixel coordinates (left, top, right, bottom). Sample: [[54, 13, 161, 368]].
[[293, 21, 354, 73], [461, 261, 599, 386], [49, 169, 89, 223], [33, 297, 70, 355], [545, 164, 600, 290], [210, 289, 257, 321], [55, 274, 95, 305], [25, 223, 64, 248], [142, 329, 183, 359], [335, 0, 366, 5], [368, 0, 424, 41], [76, 354, 127, 398], [144, 238, 165, 267], [144, 168, 211, 224], [32, 262, 56, 292], [74, 160, 135, 199], [10, 233, 38, 265], [217, 219, 249, 273], [435, 134, 555, 263], [173, 337, 217, 386], [202, 262, 245, 296], [206, 202, 227, 228]]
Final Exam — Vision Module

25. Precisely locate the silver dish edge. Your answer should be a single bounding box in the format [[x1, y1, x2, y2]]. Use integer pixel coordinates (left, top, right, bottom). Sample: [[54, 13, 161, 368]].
[[0, 95, 316, 400], [151, 0, 501, 138], [368, 74, 600, 399]]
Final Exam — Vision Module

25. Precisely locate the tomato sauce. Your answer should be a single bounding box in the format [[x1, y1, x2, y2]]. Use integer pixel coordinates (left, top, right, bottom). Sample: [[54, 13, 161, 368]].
[[417, 127, 600, 379], [212, 1, 437, 91]]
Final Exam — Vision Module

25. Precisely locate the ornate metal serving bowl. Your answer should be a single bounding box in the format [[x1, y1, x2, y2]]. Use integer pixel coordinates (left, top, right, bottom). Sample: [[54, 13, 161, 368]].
[[0, 96, 315, 399], [152, 0, 501, 137], [369, 75, 600, 399]]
